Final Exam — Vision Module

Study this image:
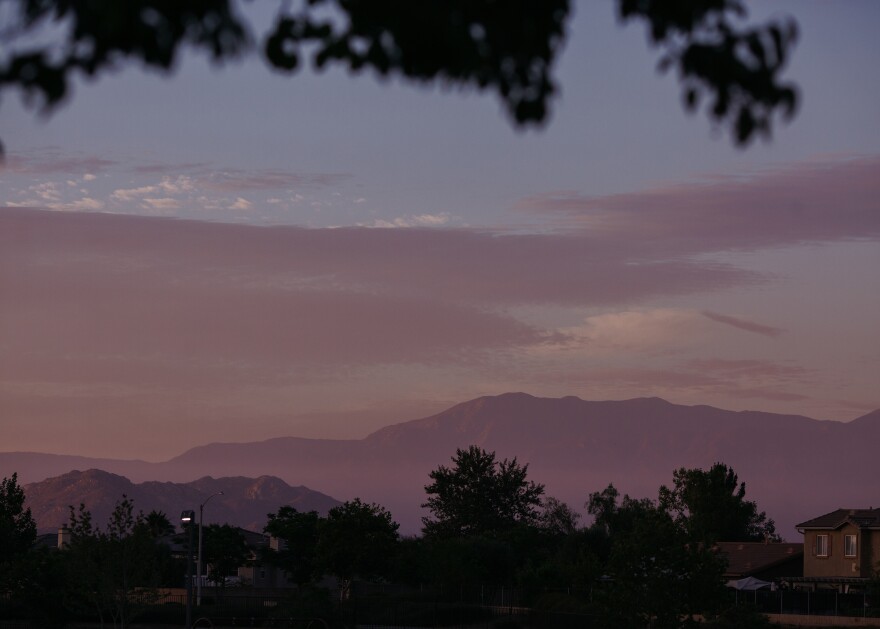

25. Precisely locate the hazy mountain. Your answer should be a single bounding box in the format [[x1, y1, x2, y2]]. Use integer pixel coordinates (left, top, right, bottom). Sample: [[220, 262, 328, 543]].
[[24, 469, 340, 534], [5, 393, 879, 538]]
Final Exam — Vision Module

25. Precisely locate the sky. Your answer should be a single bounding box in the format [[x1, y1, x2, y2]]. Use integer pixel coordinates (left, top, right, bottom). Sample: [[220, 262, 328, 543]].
[[1, 2, 878, 461]]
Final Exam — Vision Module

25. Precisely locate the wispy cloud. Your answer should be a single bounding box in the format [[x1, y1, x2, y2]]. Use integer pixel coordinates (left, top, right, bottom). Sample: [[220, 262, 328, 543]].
[[142, 198, 181, 210], [203, 170, 351, 192], [0, 153, 115, 175], [360, 213, 452, 228], [701, 311, 782, 337], [111, 185, 158, 202], [517, 156, 880, 253]]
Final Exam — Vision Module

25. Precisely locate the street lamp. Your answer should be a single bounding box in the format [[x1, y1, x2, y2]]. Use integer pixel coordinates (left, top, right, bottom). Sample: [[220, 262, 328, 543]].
[[180, 510, 195, 629], [197, 491, 223, 606]]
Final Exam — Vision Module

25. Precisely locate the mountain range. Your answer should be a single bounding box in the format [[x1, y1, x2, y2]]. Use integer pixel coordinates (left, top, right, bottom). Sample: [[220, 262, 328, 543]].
[[5, 393, 879, 538], [23, 469, 340, 533]]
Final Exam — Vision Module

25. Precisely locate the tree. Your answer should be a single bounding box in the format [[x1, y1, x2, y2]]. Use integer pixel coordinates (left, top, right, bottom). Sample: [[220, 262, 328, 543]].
[[0, 473, 36, 561], [538, 496, 581, 537], [64, 496, 162, 629], [0, 474, 54, 624], [586, 484, 727, 629], [0, 1, 797, 147], [263, 506, 321, 588], [202, 524, 250, 595], [140, 510, 175, 539], [316, 498, 399, 597], [658, 462, 778, 543], [422, 445, 545, 538]]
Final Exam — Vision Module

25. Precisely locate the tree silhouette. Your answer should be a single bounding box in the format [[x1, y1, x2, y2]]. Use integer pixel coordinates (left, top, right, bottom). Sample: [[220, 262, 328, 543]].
[[587, 483, 727, 629], [202, 524, 250, 595], [140, 510, 175, 539], [64, 496, 162, 628], [0, 473, 36, 560], [0, 0, 797, 147], [422, 445, 544, 538], [316, 498, 399, 598], [263, 506, 321, 587], [658, 462, 778, 543]]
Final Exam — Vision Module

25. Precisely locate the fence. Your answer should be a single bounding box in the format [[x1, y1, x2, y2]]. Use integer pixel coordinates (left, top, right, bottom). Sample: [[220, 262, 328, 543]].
[[732, 588, 878, 619], [2, 584, 877, 628]]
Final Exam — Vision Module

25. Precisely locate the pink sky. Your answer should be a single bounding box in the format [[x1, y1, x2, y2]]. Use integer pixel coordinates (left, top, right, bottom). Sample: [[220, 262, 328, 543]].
[[2, 154, 878, 459], [1, 3, 879, 460]]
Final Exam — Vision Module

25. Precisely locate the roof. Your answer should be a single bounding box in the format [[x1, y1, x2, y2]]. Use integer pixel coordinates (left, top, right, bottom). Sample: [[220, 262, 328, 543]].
[[796, 508, 880, 530], [716, 542, 803, 577]]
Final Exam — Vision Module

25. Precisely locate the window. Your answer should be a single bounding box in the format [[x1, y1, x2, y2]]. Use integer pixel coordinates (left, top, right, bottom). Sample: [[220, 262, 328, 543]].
[[816, 534, 829, 557], [844, 534, 857, 557]]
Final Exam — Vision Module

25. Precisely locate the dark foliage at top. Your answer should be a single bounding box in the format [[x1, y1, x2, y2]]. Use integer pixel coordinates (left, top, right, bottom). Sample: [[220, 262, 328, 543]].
[[0, 0, 797, 147]]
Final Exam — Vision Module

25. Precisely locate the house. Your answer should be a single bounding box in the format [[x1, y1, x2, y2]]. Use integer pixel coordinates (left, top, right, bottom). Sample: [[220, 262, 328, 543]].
[[716, 541, 803, 582], [791, 508, 880, 591], [234, 530, 297, 590]]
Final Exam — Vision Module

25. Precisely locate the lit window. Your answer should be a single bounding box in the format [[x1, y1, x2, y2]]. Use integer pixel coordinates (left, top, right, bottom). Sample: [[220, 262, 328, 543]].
[[816, 534, 829, 557], [844, 535, 857, 557]]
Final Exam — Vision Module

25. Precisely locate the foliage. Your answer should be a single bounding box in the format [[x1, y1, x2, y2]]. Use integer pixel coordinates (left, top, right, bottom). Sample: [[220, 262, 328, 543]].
[[0, 473, 37, 561], [658, 463, 778, 543], [538, 496, 581, 537], [424, 534, 518, 587], [619, 0, 798, 143], [64, 495, 164, 629], [0, 475, 63, 625], [202, 523, 250, 591], [587, 484, 727, 629], [263, 505, 321, 587], [317, 498, 400, 592], [140, 510, 175, 539], [0, 0, 797, 146], [263, 499, 400, 595], [422, 445, 545, 539]]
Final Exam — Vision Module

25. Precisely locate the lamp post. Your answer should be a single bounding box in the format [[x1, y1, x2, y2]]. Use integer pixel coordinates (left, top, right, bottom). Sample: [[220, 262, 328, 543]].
[[180, 510, 195, 629], [197, 491, 223, 606]]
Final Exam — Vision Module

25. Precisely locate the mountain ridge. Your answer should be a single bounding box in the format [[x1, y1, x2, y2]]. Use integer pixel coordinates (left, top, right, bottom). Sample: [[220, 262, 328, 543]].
[[24, 469, 340, 534], [5, 393, 878, 538]]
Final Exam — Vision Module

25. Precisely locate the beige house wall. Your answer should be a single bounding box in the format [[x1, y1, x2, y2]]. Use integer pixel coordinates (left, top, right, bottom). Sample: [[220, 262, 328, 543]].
[[804, 525, 880, 578]]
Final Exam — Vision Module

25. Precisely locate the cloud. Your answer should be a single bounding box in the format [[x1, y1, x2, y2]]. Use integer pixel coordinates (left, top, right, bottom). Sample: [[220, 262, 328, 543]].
[[362, 213, 452, 228], [683, 358, 813, 384], [1, 153, 115, 175], [701, 311, 782, 337], [157, 176, 195, 194], [204, 170, 350, 192], [0, 209, 552, 382], [558, 309, 707, 352], [142, 198, 181, 210], [112, 185, 158, 202], [132, 162, 206, 175], [30, 182, 62, 202], [517, 155, 880, 254], [83, 173, 97, 181], [47, 197, 105, 211], [229, 197, 253, 210]]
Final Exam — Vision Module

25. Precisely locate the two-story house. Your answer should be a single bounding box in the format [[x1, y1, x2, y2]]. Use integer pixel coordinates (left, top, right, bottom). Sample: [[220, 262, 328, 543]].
[[794, 508, 880, 591]]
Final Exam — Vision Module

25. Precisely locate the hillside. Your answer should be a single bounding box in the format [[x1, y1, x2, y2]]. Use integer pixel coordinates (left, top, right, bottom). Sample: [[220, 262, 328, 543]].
[[24, 469, 340, 533], [6, 393, 879, 538]]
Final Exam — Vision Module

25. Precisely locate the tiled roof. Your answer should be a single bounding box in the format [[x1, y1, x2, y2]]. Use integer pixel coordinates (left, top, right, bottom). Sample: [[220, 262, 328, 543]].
[[716, 542, 803, 577], [796, 508, 880, 530]]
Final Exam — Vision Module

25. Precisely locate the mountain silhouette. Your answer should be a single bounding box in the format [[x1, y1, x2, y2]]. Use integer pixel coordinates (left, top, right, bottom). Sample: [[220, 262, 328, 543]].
[[25, 469, 340, 533], [6, 393, 878, 538]]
